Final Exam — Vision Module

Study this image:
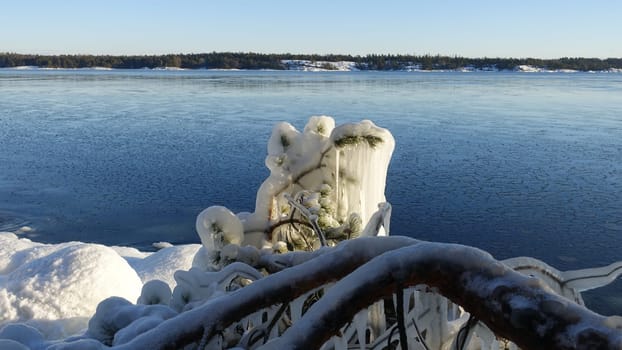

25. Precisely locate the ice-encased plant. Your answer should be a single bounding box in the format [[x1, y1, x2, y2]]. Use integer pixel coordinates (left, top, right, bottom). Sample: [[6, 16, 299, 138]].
[[194, 116, 395, 268]]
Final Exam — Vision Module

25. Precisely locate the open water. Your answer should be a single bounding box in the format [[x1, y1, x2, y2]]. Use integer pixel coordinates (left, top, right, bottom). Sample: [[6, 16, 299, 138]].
[[1, 69, 621, 313]]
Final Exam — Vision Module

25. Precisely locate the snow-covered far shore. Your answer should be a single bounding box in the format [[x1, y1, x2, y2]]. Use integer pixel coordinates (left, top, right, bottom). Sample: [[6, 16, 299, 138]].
[[280, 61, 622, 73], [280, 60, 360, 71], [2, 64, 622, 73]]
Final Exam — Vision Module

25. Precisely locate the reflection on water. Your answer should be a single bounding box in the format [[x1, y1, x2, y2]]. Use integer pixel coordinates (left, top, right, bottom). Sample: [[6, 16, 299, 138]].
[[1, 69, 621, 313]]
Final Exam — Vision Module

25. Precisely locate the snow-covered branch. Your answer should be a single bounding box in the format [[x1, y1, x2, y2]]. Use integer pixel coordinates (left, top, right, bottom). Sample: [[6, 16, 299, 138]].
[[115, 236, 419, 349], [113, 237, 622, 350], [261, 241, 622, 350]]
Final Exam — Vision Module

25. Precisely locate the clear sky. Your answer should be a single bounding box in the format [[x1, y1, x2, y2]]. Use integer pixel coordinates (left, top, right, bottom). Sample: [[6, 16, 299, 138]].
[[1, 0, 620, 58]]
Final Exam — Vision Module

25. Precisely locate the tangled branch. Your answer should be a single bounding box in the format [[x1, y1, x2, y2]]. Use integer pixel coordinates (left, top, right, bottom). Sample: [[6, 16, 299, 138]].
[[116, 238, 622, 350]]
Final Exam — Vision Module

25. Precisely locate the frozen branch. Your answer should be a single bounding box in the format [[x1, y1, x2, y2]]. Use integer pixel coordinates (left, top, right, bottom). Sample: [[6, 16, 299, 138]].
[[115, 237, 419, 349], [284, 193, 327, 246], [113, 238, 622, 350], [261, 241, 622, 350]]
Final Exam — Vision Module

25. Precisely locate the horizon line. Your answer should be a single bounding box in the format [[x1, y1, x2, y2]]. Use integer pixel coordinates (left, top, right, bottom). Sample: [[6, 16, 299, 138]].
[[2, 52, 621, 61]]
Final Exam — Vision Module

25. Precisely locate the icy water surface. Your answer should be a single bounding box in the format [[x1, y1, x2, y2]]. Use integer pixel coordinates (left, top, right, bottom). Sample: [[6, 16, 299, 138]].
[[1, 69, 621, 313]]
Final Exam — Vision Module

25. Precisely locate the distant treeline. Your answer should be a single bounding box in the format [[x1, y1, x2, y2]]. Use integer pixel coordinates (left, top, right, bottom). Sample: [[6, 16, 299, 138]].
[[1, 52, 622, 71]]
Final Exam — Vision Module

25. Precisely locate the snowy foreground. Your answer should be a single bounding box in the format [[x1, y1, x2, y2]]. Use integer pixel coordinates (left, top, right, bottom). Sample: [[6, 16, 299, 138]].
[[0, 232, 200, 341], [1, 117, 622, 349]]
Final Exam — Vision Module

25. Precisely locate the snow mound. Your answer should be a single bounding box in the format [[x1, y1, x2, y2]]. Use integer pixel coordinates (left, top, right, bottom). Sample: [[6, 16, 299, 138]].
[[0, 233, 143, 339], [129, 244, 201, 287], [0, 232, 200, 341]]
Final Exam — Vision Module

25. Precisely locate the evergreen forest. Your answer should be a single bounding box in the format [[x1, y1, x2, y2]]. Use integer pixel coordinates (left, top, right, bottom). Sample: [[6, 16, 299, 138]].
[[1, 52, 621, 71]]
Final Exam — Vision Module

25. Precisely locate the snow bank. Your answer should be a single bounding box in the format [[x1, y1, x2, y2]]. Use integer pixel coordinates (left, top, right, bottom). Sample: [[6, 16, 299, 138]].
[[0, 232, 199, 340], [0, 232, 142, 338], [128, 244, 201, 287]]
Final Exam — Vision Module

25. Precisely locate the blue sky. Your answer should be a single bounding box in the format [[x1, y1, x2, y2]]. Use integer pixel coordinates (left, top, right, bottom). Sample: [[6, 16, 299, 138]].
[[1, 0, 620, 58]]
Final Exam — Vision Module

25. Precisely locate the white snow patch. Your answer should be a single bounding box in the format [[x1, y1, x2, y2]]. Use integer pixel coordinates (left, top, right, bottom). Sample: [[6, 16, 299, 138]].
[[9, 66, 39, 70], [281, 60, 359, 71], [151, 66, 186, 71], [0, 233, 142, 339], [514, 65, 543, 72], [129, 244, 201, 287], [0, 232, 198, 340]]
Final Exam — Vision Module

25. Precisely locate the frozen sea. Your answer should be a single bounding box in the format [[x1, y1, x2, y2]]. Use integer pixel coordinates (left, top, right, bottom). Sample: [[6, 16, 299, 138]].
[[1, 69, 621, 313]]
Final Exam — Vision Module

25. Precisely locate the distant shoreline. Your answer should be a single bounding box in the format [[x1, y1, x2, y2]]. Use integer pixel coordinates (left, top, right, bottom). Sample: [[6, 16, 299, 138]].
[[2, 52, 622, 72], [3, 65, 621, 74]]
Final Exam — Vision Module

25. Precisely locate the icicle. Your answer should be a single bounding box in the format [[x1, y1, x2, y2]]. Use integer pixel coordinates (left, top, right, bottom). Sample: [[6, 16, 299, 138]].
[[204, 332, 223, 349], [439, 296, 449, 337], [289, 295, 305, 323], [473, 324, 496, 349], [562, 260, 622, 292], [269, 318, 279, 340], [249, 311, 263, 329], [335, 147, 340, 218], [330, 335, 348, 350], [330, 120, 394, 229], [352, 309, 368, 350], [367, 300, 386, 342]]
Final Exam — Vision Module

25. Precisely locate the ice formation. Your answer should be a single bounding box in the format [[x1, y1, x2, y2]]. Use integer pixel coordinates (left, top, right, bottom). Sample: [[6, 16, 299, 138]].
[[196, 206, 244, 251], [207, 116, 396, 264]]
